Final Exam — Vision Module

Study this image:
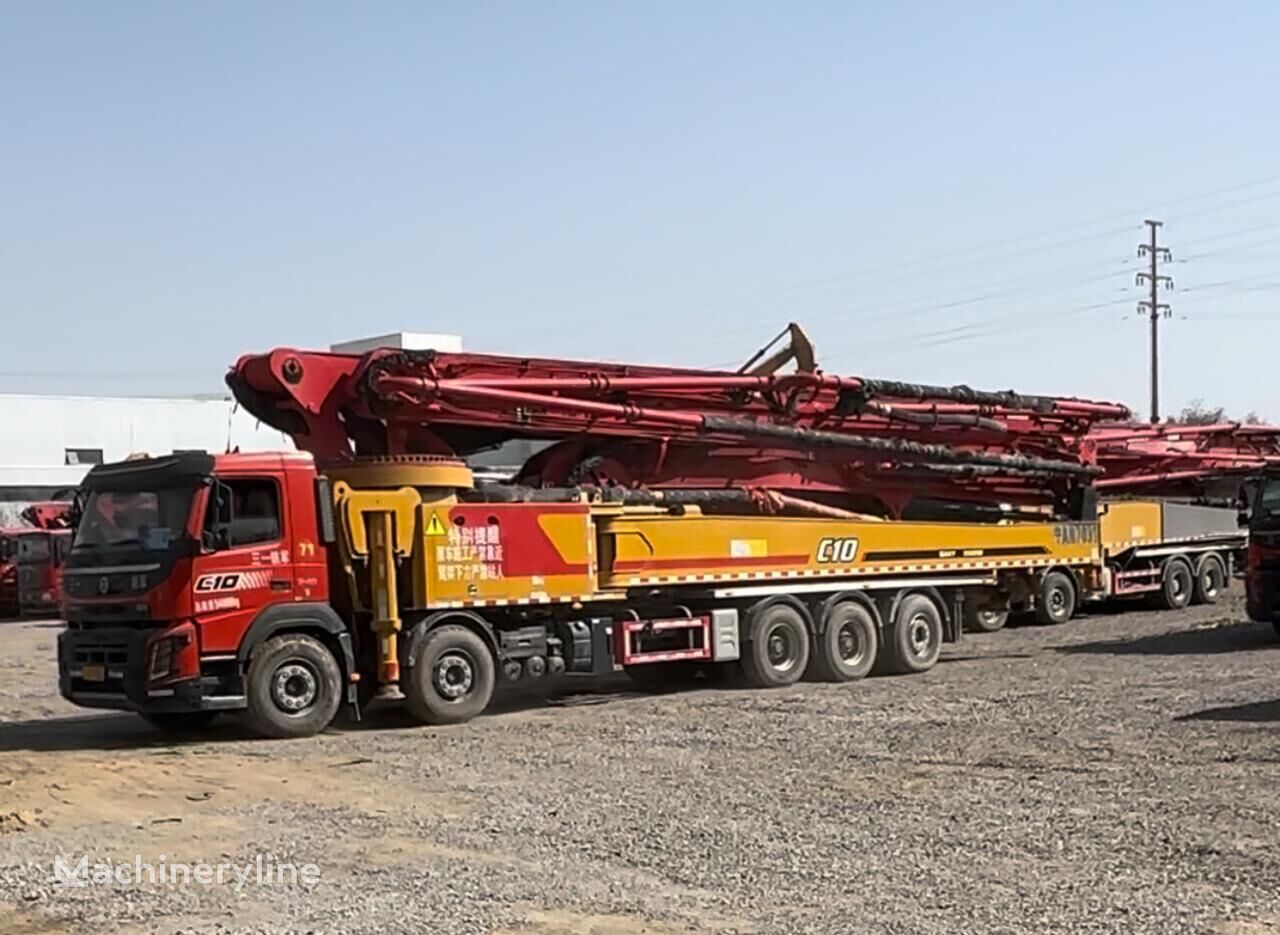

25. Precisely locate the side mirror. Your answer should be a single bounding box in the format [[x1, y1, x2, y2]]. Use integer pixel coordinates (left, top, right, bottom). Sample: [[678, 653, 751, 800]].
[[203, 526, 232, 551]]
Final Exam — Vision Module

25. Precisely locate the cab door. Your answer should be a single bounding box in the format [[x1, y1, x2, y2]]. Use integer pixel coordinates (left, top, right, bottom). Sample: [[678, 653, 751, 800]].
[[194, 475, 296, 654]]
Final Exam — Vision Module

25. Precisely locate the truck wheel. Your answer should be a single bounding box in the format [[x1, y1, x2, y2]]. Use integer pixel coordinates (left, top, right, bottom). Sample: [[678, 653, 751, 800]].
[[742, 604, 810, 688], [1034, 571, 1076, 625], [140, 711, 219, 735], [1192, 554, 1226, 605], [807, 602, 877, 682], [877, 593, 943, 675], [1153, 558, 1193, 611], [963, 605, 1009, 633], [405, 625, 496, 725], [243, 634, 343, 739]]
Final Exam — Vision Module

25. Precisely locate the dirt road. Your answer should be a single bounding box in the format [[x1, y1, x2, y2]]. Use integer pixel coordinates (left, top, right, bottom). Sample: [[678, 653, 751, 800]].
[[2, 601, 1280, 934]]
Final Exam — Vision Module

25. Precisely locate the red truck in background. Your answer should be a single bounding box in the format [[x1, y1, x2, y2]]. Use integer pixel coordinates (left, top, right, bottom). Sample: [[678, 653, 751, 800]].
[[1, 502, 74, 617]]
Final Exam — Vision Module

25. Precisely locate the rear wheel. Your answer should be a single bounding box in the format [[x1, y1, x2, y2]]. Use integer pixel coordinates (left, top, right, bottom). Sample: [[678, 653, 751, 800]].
[[243, 634, 343, 739], [878, 594, 943, 675], [1153, 558, 1193, 611], [963, 605, 1009, 633], [405, 625, 496, 725], [1034, 571, 1076, 625], [741, 604, 810, 688], [1192, 554, 1226, 605], [807, 602, 878, 682], [140, 711, 218, 735]]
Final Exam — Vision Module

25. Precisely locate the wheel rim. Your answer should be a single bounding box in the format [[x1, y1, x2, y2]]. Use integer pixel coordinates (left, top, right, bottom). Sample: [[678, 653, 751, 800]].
[[978, 611, 1001, 628], [271, 662, 319, 714], [1203, 565, 1221, 598], [434, 651, 476, 701], [765, 624, 800, 673], [836, 621, 866, 666], [907, 613, 935, 659], [1172, 571, 1187, 599]]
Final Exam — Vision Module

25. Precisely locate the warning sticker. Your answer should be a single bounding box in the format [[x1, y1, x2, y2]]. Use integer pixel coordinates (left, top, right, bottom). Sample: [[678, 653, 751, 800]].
[[425, 512, 448, 537]]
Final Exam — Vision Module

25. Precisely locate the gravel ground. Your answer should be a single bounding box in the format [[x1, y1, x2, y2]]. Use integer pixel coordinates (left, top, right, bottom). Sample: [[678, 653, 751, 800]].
[[2, 599, 1280, 934]]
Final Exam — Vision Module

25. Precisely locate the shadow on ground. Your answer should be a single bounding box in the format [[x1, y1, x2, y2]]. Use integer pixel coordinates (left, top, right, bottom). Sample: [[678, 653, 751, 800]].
[[1177, 698, 1280, 724], [1056, 620, 1279, 657], [0, 672, 700, 753]]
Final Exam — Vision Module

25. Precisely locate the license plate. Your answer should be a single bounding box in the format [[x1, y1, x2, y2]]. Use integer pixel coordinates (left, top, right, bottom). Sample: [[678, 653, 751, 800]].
[[81, 664, 105, 682]]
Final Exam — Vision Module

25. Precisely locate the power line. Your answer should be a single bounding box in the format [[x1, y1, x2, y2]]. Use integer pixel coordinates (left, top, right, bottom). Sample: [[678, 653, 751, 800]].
[[501, 173, 1280, 346], [1136, 220, 1173, 423], [821, 295, 1134, 367]]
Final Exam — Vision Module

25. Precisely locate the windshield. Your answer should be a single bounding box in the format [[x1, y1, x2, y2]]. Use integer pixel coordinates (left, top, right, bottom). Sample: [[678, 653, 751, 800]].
[[16, 535, 49, 562], [1258, 479, 1280, 516], [73, 488, 196, 552]]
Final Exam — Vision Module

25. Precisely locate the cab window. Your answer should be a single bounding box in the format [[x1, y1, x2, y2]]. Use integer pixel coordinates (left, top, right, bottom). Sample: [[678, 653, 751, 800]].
[[205, 479, 281, 547]]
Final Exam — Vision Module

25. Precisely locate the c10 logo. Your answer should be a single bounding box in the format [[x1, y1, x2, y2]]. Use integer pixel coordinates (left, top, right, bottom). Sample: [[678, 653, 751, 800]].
[[195, 573, 241, 592], [816, 537, 860, 564]]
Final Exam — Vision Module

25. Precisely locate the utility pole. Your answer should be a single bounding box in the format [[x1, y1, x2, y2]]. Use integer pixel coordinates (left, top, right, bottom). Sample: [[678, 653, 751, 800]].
[[1137, 219, 1173, 423]]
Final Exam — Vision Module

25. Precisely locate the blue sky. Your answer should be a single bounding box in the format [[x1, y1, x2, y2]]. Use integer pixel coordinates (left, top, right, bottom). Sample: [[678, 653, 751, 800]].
[[3, 2, 1279, 420]]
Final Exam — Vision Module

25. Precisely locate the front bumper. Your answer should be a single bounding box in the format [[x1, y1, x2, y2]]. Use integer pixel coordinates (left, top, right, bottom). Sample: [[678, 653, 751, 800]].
[[57, 626, 244, 714]]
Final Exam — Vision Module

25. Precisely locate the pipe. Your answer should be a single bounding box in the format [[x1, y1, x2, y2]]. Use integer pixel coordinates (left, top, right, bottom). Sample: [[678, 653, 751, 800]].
[[374, 378, 1095, 477]]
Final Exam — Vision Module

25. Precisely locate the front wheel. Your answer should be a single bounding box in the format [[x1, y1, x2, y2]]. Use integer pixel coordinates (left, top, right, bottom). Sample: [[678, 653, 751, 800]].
[[404, 625, 496, 725], [243, 634, 343, 739]]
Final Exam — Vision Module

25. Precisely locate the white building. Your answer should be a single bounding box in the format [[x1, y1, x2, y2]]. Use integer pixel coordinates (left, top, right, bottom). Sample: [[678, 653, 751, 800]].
[[0, 393, 291, 523], [329, 332, 463, 355], [0, 332, 474, 524]]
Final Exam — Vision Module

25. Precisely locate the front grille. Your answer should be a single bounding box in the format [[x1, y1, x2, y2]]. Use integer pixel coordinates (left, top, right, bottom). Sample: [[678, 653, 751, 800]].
[[73, 643, 130, 667], [63, 571, 149, 599]]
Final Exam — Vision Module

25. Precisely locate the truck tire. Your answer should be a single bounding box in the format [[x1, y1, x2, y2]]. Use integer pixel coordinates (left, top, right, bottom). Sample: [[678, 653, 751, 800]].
[[1034, 571, 1076, 626], [807, 602, 877, 682], [741, 604, 810, 688], [1153, 558, 1193, 611], [405, 625, 496, 725], [139, 711, 219, 735], [242, 633, 343, 739], [877, 593, 943, 675], [963, 605, 1010, 633], [1192, 554, 1226, 605]]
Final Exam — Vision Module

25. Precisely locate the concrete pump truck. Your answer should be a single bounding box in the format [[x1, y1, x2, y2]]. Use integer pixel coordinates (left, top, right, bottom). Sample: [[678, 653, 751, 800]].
[[58, 341, 1125, 738]]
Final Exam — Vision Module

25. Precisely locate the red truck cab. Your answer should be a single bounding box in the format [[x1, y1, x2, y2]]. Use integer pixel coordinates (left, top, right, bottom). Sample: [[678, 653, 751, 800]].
[[1245, 472, 1280, 630], [16, 529, 72, 615], [0, 529, 27, 616], [58, 451, 346, 730]]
